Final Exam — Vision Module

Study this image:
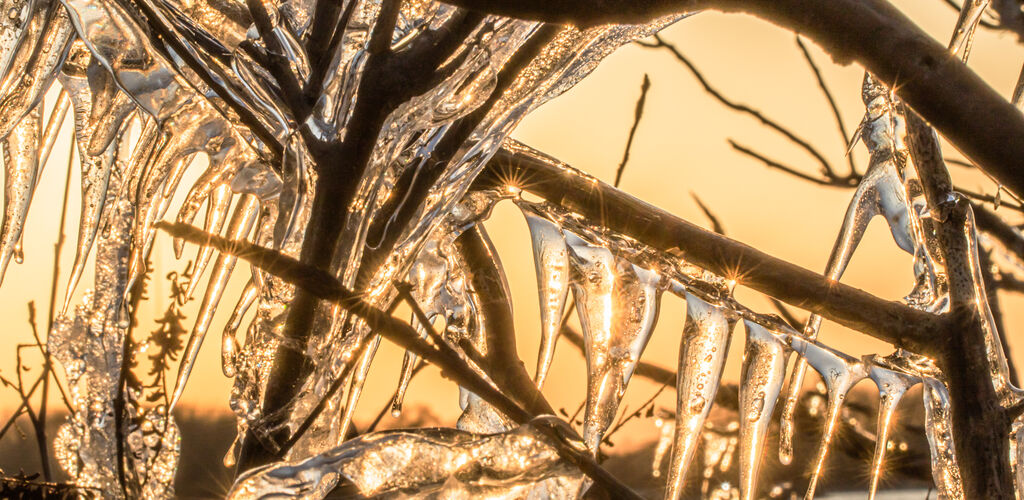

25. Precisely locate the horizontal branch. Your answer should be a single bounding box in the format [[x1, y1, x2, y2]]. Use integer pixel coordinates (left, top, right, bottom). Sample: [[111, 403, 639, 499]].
[[478, 147, 940, 354], [445, 0, 1024, 198]]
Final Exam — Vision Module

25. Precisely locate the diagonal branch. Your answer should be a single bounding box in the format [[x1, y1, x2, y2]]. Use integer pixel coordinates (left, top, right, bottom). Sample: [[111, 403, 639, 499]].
[[158, 221, 642, 499]]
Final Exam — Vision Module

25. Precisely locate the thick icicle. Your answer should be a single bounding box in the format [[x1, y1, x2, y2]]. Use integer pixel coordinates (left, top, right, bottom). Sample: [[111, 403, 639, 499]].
[[921, 377, 964, 499], [865, 359, 919, 500], [664, 291, 736, 500], [0, 105, 41, 284], [738, 320, 790, 500], [170, 194, 260, 409], [519, 204, 570, 388], [566, 232, 662, 453], [0, 1, 73, 141], [788, 335, 869, 500]]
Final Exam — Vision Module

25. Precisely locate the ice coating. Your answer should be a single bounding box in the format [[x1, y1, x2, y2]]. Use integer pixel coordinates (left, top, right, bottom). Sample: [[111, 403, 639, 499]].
[[49, 194, 135, 494], [738, 320, 790, 500], [788, 334, 869, 499], [664, 291, 736, 500], [226, 422, 581, 500], [170, 194, 260, 409], [865, 358, 919, 500], [0, 104, 41, 284], [566, 231, 662, 452], [779, 72, 922, 465], [518, 201, 570, 388], [922, 377, 964, 500]]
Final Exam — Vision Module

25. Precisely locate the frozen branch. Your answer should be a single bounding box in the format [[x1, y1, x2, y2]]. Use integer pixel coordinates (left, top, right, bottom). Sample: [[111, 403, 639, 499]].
[[478, 147, 940, 354], [446, 0, 1024, 198]]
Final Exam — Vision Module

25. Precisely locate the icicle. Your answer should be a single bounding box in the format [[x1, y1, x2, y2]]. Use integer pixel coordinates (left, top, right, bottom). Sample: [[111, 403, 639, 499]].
[[922, 377, 964, 499], [222, 279, 259, 377], [738, 320, 790, 500], [0, 3, 73, 141], [664, 291, 736, 500], [0, 104, 40, 284], [336, 335, 380, 446], [184, 184, 233, 299], [170, 194, 260, 409], [865, 359, 919, 500], [651, 410, 675, 478], [566, 232, 662, 453], [787, 335, 869, 500], [37, 88, 69, 169], [780, 72, 919, 465], [519, 205, 570, 388]]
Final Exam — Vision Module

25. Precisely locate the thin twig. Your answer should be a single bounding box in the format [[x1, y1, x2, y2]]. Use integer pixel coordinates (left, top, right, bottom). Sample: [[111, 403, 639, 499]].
[[614, 74, 651, 187], [794, 35, 857, 178], [690, 192, 725, 235], [643, 34, 840, 180], [729, 140, 858, 187]]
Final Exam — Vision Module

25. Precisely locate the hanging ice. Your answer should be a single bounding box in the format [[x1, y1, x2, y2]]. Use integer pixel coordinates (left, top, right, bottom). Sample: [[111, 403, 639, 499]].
[[865, 357, 919, 500], [664, 291, 736, 500], [566, 232, 662, 452], [171, 194, 261, 409], [788, 334, 870, 499], [738, 320, 790, 500], [779, 72, 922, 465], [0, 105, 41, 284], [519, 202, 570, 388], [922, 377, 964, 500]]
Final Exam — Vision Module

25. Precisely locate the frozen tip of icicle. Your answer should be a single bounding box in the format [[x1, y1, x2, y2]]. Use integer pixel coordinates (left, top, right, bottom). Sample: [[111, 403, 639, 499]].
[[391, 406, 402, 419], [12, 241, 22, 264]]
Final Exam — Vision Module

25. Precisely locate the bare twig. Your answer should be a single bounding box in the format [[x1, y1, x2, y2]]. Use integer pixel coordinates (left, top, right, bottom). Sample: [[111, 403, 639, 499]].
[[729, 140, 858, 187], [614, 74, 651, 187], [643, 35, 840, 179], [794, 35, 858, 178], [690, 193, 726, 235]]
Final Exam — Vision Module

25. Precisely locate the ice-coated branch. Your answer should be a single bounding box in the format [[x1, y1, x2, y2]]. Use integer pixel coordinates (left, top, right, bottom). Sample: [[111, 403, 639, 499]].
[[477, 147, 941, 354], [903, 108, 1016, 498], [157, 221, 643, 499], [445, 0, 1024, 199]]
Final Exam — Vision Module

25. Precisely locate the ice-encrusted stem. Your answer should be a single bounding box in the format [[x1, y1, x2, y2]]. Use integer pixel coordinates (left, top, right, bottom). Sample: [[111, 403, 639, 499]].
[[478, 148, 940, 353]]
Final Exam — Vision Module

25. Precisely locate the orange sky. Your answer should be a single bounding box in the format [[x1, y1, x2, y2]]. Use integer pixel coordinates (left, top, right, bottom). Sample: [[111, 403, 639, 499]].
[[1, 0, 1022, 452]]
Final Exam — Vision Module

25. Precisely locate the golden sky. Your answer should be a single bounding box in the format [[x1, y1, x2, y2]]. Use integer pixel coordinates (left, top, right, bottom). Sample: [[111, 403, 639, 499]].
[[1, 0, 1022, 451]]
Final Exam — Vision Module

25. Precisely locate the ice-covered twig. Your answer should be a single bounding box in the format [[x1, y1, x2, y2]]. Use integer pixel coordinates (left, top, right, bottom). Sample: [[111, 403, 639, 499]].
[[478, 147, 941, 353], [158, 221, 643, 499]]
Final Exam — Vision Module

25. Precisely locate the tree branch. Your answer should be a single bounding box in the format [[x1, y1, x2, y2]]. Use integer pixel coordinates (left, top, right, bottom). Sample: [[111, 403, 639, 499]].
[[445, 0, 1024, 199], [477, 146, 940, 354]]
